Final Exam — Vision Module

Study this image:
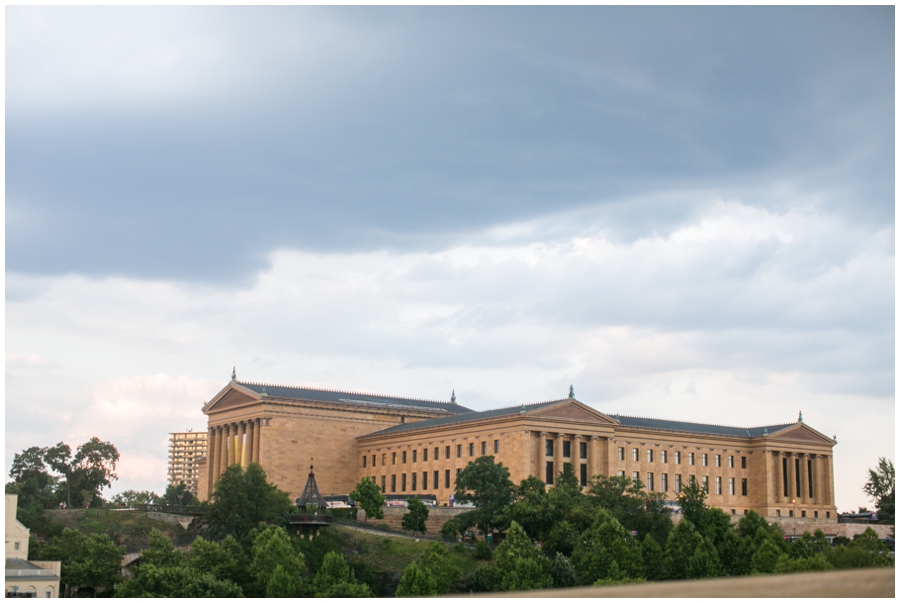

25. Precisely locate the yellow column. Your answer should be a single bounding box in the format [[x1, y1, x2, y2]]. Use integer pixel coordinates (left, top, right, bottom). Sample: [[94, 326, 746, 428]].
[[207, 427, 217, 495], [237, 422, 247, 467], [218, 425, 228, 477], [246, 420, 255, 465], [253, 419, 262, 465], [553, 433, 564, 486]]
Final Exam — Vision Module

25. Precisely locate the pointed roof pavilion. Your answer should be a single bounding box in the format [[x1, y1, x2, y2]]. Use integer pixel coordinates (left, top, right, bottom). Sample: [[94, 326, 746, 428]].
[[295, 460, 327, 511]]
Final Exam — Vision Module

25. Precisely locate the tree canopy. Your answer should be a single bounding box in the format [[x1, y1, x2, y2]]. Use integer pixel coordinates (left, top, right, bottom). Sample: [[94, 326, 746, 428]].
[[453, 456, 513, 534], [206, 463, 294, 543], [351, 477, 385, 521], [864, 457, 895, 525]]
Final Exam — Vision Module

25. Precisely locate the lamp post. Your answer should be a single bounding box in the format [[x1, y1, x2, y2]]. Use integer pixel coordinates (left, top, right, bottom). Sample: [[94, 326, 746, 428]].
[[791, 499, 797, 539]]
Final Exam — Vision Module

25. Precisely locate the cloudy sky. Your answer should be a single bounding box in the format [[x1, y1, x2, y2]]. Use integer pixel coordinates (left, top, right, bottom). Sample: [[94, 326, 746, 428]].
[[6, 6, 893, 512]]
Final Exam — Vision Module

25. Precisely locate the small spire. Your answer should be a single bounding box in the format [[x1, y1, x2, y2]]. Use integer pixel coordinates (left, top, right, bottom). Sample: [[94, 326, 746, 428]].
[[798, 411, 803, 423], [520, 404, 527, 414], [450, 390, 456, 404], [763, 427, 768, 435], [568, 385, 575, 399], [231, 366, 237, 381]]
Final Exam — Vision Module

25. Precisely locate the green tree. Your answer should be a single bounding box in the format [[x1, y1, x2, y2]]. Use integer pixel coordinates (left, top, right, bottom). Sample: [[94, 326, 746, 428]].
[[502, 557, 553, 591], [493, 521, 551, 590], [395, 562, 438, 597], [350, 478, 385, 522], [266, 564, 306, 598], [773, 554, 832, 574], [44, 438, 120, 508], [687, 537, 724, 578], [43, 528, 124, 597], [550, 552, 577, 588], [501, 476, 554, 541], [453, 456, 514, 535], [313, 551, 373, 597], [401, 498, 429, 534], [664, 518, 703, 580], [864, 457, 895, 525], [572, 508, 644, 585], [250, 526, 309, 597], [207, 463, 294, 543], [418, 542, 461, 594], [117, 565, 244, 597], [161, 481, 199, 506], [139, 529, 185, 569], [474, 539, 493, 561], [677, 478, 729, 545], [462, 563, 502, 593], [8, 446, 59, 516], [640, 534, 665, 581], [189, 535, 248, 589], [586, 474, 673, 545], [111, 489, 160, 507], [750, 537, 786, 574]]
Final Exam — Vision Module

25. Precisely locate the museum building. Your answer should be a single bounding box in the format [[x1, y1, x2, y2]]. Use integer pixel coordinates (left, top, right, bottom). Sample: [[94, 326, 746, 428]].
[[198, 377, 837, 521]]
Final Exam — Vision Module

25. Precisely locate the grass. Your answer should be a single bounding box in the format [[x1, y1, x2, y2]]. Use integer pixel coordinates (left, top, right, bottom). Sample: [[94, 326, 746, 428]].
[[41, 509, 190, 551]]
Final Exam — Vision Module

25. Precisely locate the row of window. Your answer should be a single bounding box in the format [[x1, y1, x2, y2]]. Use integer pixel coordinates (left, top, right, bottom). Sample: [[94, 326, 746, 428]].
[[775, 509, 831, 519], [372, 469, 462, 493], [616, 448, 747, 469], [543, 440, 589, 459], [363, 440, 500, 468], [609, 468, 749, 496]]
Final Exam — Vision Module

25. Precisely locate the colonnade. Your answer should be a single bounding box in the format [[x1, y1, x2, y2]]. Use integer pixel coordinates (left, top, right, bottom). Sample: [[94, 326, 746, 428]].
[[532, 431, 606, 484], [769, 450, 832, 508], [207, 419, 264, 494]]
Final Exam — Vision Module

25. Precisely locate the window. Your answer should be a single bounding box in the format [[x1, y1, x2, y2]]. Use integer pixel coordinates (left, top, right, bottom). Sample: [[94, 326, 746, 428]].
[[788, 509, 794, 517], [546, 440, 554, 457], [729, 455, 734, 468], [445, 446, 450, 459], [402, 474, 407, 492], [362, 455, 367, 468], [808, 459, 814, 498], [647, 472, 654, 491], [776, 509, 781, 517], [494, 440, 500, 454], [412, 450, 417, 463], [647, 449, 653, 463], [801, 510, 806, 518], [434, 470, 439, 489], [618, 470, 626, 477], [741, 478, 748, 496], [411, 473, 417, 491], [826, 512, 830, 519], [661, 473, 668, 492], [402, 451, 407, 463], [795, 458, 801, 498], [382, 454, 387, 466], [675, 451, 682, 464], [435, 447, 439, 460], [729, 477, 735, 495], [741, 456, 747, 469], [563, 440, 571, 458], [14, 542, 20, 551], [675, 474, 682, 493], [457, 444, 462, 458], [481, 441, 487, 455], [423, 472, 428, 490], [814, 511, 819, 518], [457, 468, 462, 476], [423, 448, 428, 462], [445, 470, 450, 488], [580, 464, 588, 487], [661, 450, 667, 463], [716, 476, 722, 495], [469, 442, 475, 457], [702, 453, 708, 466], [618, 447, 625, 461], [632, 471, 639, 481], [632, 448, 639, 462], [391, 475, 396, 493], [702, 475, 709, 489], [580, 442, 587, 459], [392, 452, 397, 465], [689, 452, 695, 465], [372, 455, 376, 467], [381, 475, 386, 491], [782, 457, 789, 496], [731, 509, 736, 515], [546, 462, 555, 484]]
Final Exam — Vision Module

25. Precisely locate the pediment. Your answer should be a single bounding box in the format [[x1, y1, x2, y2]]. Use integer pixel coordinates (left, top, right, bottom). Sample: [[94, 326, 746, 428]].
[[204, 383, 260, 414], [530, 400, 618, 425], [767, 423, 835, 445]]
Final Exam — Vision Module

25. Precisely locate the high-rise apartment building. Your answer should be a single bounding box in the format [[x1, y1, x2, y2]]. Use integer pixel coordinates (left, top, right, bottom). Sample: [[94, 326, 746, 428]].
[[167, 430, 208, 497]]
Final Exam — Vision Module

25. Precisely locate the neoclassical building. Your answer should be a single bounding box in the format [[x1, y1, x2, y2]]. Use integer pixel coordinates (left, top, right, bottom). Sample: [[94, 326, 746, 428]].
[[198, 377, 837, 521]]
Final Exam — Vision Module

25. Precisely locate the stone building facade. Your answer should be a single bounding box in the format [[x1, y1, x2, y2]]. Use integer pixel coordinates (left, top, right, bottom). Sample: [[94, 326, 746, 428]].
[[200, 378, 837, 521], [167, 430, 208, 497]]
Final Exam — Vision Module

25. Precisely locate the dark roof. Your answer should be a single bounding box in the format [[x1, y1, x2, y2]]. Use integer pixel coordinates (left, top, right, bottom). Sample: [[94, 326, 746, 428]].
[[5, 558, 59, 581], [237, 381, 471, 414], [613, 414, 795, 438], [360, 399, 565, 438]]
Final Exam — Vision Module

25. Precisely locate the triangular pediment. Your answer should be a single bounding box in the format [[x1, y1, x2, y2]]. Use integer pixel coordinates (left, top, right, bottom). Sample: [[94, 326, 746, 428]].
[[530, 399, 618, 425], [204, 382, 261, 414], [767, 423, 835, 445]]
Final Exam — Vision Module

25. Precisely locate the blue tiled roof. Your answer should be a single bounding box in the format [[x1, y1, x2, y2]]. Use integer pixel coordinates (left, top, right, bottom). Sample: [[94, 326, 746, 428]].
[[237, 381, 471, 414], [614, 415, 795, 438]]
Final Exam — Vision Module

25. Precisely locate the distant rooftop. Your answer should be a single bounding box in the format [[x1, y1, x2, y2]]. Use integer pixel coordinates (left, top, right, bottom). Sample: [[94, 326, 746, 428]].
[[236, 381, 472, 414]]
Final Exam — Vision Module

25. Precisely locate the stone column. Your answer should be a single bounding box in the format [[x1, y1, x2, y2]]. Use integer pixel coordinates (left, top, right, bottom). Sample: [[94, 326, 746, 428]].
[[217, 425, 227, 477], [588, 436, 601, 481], [223, 423, 233, 468], [207, 427, 217, 494], [253, 419, 262, 465], [246, 420, 255, 465], [537, 432, 548, 483], [237, 421, 247, 467], [553, 433, 564, 485]]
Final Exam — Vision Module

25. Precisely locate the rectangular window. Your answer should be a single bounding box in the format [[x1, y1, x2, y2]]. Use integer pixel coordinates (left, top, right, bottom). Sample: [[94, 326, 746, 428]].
[[445, 470, 450, 488], [661, 450, 667, 463], [702, 475, 709, 490], [618, 470, 626, 477], [808, 459, 814, 498], [402, 451, 407, 464], [546, 461, 554, 485], [411, 473, 416, 491], [580, 442, 587, 459], [563, 440, 571, 458], [647, 472, 654, 491], [795, 458, 801, 498], [469, 443, 475, 457], [494, 440, 500, 454], [391, 475, 396, 493], [481, 441, 487, 455], [632, 471, 639, 481], [826, 512, 830, 519], [457, 468, 462, 476], [546, 440, 554, 457], [661, 473, 668, 492], [445, 446, 450, 459], [742, 478, 748, 496], [801, 510, 806, 518], [435, 447, 439, 460], [789, 509, 794, 517], [382, 454, 386, 466], [580, 464, 588, 487], [729, 455, 734, 468], [675, 474, 682, 493], [402, 474, 407, 492], [372, 455, 376, 467], [618, 447, 625, 461], [392, 452, 397, 465], [702, 453, 708, 466], [632, 448, 639, 462], [14, 542, 20, 551], [675, 451, 681, 464], [647, 449, 653, 463], [362, 455, 367, 468], [776, 509, 781, 517], [381, 475, 386, 491], [689, 453, 695, 465], [422, 472, 428, 490], [715, 454, 721, 467], [457, 444, 462, 458], [716, 476, 722, 495], [729, 477, 735, 495], [782, 457, 789, 497], [412, 450, 417, 463], [423, 448, 428, 462], [741, 456, 747, 469], [434, 470, 439, 489], [814, 511, 819, 518]]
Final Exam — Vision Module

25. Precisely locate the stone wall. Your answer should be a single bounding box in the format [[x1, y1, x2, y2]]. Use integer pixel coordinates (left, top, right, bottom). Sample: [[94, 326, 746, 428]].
[[357, 506, 471, 534]]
